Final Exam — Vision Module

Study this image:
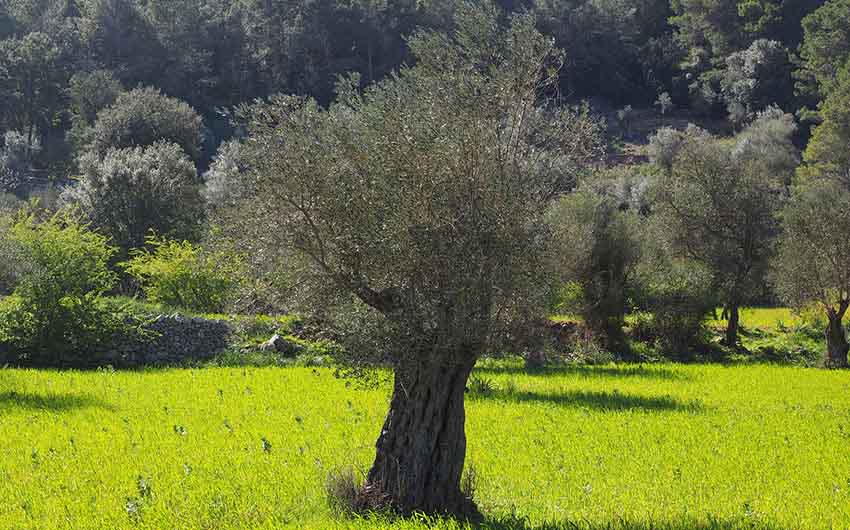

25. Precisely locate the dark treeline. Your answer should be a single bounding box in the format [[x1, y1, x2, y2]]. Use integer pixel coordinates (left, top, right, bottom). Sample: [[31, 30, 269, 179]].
[[1, 0, 848, 178]]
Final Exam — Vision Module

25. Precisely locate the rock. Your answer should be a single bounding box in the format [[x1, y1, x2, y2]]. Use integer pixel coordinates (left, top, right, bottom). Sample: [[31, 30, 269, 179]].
[[259, 334, 302, 357]]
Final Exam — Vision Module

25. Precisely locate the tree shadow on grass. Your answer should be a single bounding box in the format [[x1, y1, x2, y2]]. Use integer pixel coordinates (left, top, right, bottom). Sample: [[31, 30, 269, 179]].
[[479, 514, 790, 530], [470, 388, 704, 413], [0, 390, 113, 414], [474, 364, 689, 381]]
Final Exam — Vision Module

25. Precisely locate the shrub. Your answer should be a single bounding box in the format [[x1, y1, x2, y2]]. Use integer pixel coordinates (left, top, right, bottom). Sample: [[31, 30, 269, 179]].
[[123, 235, 243, 313], [65, 142, 203, 256], [91, 86, 203, 162], [0, 208, 128, 366]]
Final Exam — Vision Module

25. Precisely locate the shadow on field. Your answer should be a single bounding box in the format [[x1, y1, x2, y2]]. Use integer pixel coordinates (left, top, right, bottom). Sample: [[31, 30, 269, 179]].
[[0, 390, 112, 414], [474, 364, 689, 381], [471, 388, 703, 413], [480, 514, 789, 529]]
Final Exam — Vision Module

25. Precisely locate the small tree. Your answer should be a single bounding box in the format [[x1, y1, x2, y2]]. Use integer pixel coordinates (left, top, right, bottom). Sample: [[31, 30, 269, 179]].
[[546, 187, 641, 348], [774, 181, 850, 367], [650, 112, 795, 346], [65, 142, 203, 256], [0, 130, 42, 197], [90, 86, 203, 162], [655, 92, 674, 115], [202, 139, 251, 209], [226, 4, 604, 516]]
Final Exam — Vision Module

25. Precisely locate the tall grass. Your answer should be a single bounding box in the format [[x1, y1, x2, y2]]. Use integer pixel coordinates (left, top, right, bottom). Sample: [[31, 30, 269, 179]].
[[1, 361, 849, 529]]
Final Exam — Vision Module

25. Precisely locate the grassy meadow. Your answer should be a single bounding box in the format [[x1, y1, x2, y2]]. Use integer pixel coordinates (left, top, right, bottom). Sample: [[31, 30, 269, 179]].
[[2, 360, 850, 529]]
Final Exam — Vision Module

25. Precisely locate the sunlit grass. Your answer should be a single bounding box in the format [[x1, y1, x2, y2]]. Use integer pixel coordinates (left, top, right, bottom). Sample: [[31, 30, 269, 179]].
[[705, 307, 803, 331], [1, 361, 849, 529]]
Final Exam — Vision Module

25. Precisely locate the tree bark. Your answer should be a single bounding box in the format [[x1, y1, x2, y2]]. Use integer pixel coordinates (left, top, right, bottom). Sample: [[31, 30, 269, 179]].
[[825, 312, 849, 368], [363, 358, 479, 518], [724, 303, 740, 346]]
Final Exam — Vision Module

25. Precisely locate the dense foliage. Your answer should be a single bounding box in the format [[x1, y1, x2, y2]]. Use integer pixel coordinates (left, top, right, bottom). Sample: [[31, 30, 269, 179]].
[[0, 208, 124, 366], [123, 235, 243, 313], [65, 142, 203, 257], [0, 0, 846, 183], [547, 188, 641, 348]]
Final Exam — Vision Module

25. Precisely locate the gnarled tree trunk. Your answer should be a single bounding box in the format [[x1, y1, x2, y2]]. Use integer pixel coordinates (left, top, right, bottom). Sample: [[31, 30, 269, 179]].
[[825, 311, 849, 368], [363, 358, 479, 518]]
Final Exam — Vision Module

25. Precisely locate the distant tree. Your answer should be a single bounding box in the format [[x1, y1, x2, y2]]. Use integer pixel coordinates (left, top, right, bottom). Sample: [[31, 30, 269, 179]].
[[655, 91, 674, 115], [227, 4, 604, 516], [671, 0, 744, 66], [202, 139, 250, 209], [0, 3, 15, 39], [651, 112, 795, 345], [617, 104, 636, 136], [736, 0, 825, 47], [90, 87, 203, 162], [534, 0, 676, 104], [78, 0, 164, 87], [66, 142, 203, 255], [798, 67, 850, 184], [68, 70, 124, 126], [0, 130, 42, 197], [0, 32, 67, 149], [720, 39, 793, 123], [797, 0, 850, 97], [547, 188, 641, 348], [774, 180, 850, 367]]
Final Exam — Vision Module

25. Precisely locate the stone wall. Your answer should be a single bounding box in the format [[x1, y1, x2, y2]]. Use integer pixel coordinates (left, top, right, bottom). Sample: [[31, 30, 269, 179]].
[[105, 314, 232, 367]]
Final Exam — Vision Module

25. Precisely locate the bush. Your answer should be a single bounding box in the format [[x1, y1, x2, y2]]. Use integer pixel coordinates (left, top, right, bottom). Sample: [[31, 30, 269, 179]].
[[91, 87, 203, 162], [123, 235, 243, 313], [64, 142, 204, 256], [0, 208, 130, 366]]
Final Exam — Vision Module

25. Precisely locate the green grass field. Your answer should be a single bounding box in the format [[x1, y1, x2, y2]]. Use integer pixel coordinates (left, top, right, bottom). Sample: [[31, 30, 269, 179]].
[[2, 361, 850, 530]]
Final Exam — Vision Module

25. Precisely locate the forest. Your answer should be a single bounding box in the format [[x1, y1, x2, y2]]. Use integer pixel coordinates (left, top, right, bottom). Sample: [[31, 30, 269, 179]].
[[2, 0, 850, 528]]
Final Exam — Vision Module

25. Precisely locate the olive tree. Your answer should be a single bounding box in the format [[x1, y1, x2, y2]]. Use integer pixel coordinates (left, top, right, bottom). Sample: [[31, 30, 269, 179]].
[[778, 68, 850, 368], [546, 187, 641, 348], [226, 4, 603, 516], [774, 181, 850, 367], [650, 110, 796, 346]]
